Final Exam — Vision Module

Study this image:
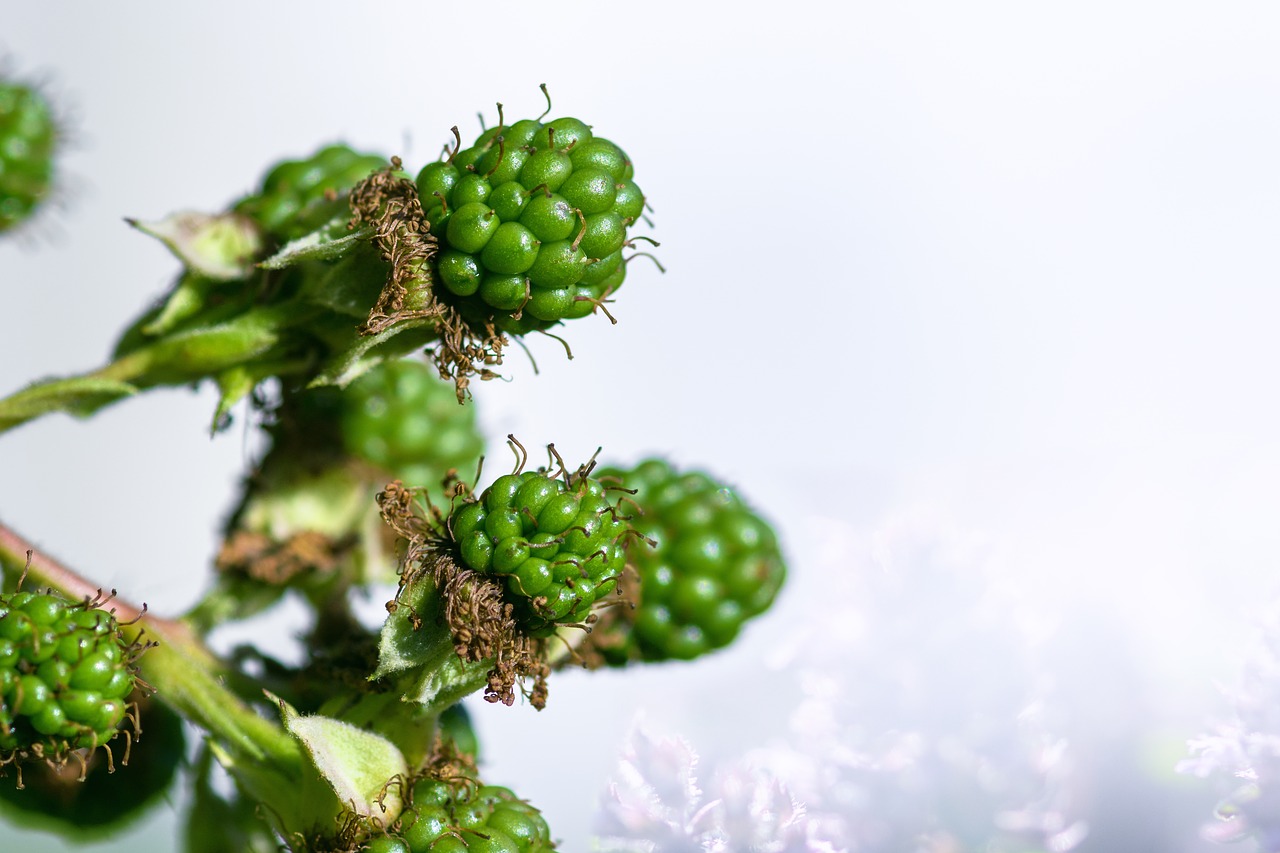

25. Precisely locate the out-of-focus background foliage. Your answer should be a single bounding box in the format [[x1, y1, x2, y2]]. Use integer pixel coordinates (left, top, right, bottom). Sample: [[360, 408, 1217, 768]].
[[3, 2, 1280, 849]]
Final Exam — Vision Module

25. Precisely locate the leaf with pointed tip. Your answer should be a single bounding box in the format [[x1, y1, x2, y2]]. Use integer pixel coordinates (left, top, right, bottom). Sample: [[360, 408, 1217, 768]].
[[140, 272, 217, 338], [129, 211, 263, 281], [101, 305, 297, 388], [0, 375, 137, 433], [299, 248, 387, 318], [258, 222, 373, 270], [308, 316, 437, 389]]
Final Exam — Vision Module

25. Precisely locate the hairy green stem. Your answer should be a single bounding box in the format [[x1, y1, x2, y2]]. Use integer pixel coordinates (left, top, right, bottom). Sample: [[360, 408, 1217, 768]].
[[0, 522, 301, 777]]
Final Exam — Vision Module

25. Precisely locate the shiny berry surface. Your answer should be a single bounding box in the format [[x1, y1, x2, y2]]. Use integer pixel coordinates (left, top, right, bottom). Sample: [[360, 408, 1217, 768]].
[[416, 113, 648, 330], [0, 589, 139, 755], [449, 464, 632, 635]]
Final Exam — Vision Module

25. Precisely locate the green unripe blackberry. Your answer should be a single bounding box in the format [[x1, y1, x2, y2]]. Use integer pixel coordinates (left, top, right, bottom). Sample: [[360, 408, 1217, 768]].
[[0, 694, 184, 830], [0, 589, 143, 760], [448, 459, 632, 636], [594, 459, 786, 663], [386, 765, 555, 852], [0, 81, 58, 234], [234, 144, 388, 241], [416, 110, 649, 329], [341, 360, 484, 488]]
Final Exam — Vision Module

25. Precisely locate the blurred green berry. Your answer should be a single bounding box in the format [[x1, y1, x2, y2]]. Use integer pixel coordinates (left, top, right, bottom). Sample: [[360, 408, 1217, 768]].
[[0, 81, 58, 234], [593, 459, 786, 663], [341, 360, 484, 488], [234, 144, 389, 241]]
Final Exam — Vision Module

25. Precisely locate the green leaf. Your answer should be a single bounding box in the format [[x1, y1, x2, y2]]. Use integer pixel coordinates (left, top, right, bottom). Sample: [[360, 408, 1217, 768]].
[[212, 365, 257, 433], [258, 221, 373, 270], [399, 652, 489, 711], [309, 316, 437, 389], [277, 697, 408, 822], [0, 376, 137, 433], [141, 272, 217, 337], [99, 304, 299, 388], [299, 247, 387, 318], [374, 571, 451, 680]]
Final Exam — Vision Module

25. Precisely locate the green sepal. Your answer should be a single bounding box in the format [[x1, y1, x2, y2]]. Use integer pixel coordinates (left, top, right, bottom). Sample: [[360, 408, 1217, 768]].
[[0, 375, 137, 434], [213, 365, 257, 432], [258, 221, 372, 270], [205, 738, 330, 841], [400, 653, 490, 715], [299, 246, 388, 318], [374, 572, 491, 714], [98, 304, 297, 387], [276, 694, 408, 822], [374, 571, 450, 681], [128, 211, 263, 281], [140, 272, 218, 337], [308, 316, 437, 389], [315, 691, 438, 771]]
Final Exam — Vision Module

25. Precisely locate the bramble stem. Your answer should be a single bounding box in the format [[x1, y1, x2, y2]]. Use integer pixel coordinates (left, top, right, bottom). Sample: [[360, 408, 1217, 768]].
[[0, 520, 302, 777]]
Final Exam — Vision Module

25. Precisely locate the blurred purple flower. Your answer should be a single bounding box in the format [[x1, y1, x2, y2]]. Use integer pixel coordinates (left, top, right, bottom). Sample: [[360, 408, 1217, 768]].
[[1179, 600, 1280, 851], [594, 726, 839, 852], [766, 515, 1086, 852], [595, 514, 1089, 853]]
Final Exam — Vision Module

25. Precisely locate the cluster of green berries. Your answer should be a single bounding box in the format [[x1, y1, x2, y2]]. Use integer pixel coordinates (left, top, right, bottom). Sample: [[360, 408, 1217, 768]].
[[0, 81, 57, 234], [598, 459, 786, 662], [234, 143, 388, 242], [448, 464, 631, 635], [417, 116, 646, 333], [0, 590, 139, 756], [341, 360, 484, 487], [370, 776, 555, 852]]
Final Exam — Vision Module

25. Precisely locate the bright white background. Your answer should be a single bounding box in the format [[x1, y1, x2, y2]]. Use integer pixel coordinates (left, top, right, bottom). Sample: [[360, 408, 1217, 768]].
[[3, 2, 1280, 849]]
